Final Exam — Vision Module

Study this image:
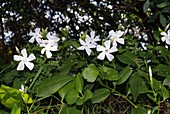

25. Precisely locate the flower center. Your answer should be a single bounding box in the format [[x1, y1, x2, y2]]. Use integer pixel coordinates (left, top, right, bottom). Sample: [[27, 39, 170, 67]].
[[105, 49, 109, 53], [22, 57, 28, 62], [85, 44, 88, 48], [110, 36, 115, 41]]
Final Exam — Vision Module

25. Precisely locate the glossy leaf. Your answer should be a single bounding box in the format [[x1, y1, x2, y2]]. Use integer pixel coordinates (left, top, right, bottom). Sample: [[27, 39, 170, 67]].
[[82, 64, 99, 82], [58, 81, 74, 101], [163, 77, 170, 87], [36, 74, 73, 97], [65, 88, 79, 105], [74, 73, 84, 94], [117, 66, 133, 85], [91, 88, 110, 103], [117, 52, 139, 67], [99, 66, 118, 81]]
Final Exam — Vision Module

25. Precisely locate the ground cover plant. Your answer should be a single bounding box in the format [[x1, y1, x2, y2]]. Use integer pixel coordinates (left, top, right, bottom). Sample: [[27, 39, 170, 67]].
[[0, 0, 170, 114]]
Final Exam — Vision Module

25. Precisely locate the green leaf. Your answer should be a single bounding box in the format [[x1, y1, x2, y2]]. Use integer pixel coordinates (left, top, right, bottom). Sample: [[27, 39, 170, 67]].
[[58, 81, 74, 101], [82, 64, 99, 82], [163, 77, 170, 87], [36, 74, 73, 97], [11, 104, 21, 114], [160, 14, 167, 27], [155, 64, 170, 77], [129, 72, 141, 102], [83, 89, 93, 102], [157, 2, 170, 8], [0, 85, 33, 109], [131, 107, 148, 114], [99, 66, 118, 81], [58, 104, 69, 114], [69, 106, 83, 114], [153, 78, 169, 101], [117, 52, 139, 67], [65, 89, 79, 105], [117, 66, 133, 85], [143, 0, 150, 13], [91, 88, 110, 103], [74, 73, 84, 94]]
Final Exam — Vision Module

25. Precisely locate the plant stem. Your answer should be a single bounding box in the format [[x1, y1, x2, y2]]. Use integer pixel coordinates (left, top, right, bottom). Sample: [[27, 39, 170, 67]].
[[28, 66, 43, 90]]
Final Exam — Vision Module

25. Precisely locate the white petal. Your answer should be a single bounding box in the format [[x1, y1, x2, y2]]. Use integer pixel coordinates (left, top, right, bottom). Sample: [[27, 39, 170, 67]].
[[166, 39, 170, 45], [35, 28, 40, 33], [161, 32, 167, 36], [41, 48, 46, 54], [21, 49, 27, 58], [17, 61, 25, 71], [96, 45, 105, 51], [46, 32, 51, 40], [77, 46, 85, 50], [46, 50, 52, 58], [27, 54, 36, 61], [50, 46, 58, 51], [117, 31, 124, 37], [86, 36, 91, 44], [29, 37, 35, 43], [112, 40, 118, 47], [89, 43, 96, 48], [36, 37, 42, 43], [161, 37, 166, 42], [117, 38, 125, 44], [104, 40, 111, 49], [25, 62, 34, 70], [90, 31, 95, 38], [109, 46, 118, 53], [106, 53, 114, 61], [94, 35, 100, 41], [85, 48, 92, 56], [97, 52, 105, 60], [109, 30, 115, 36], [79, 39, 86, 45], [14, 55, 22, 61]]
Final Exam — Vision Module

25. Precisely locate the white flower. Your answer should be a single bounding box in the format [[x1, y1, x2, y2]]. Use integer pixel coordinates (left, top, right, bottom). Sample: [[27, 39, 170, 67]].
[[97, 40, 118, 61], [29, 28, 42, 43], [14, 48, 36, 71], [77, 37, 96, 56], [46, 32, 60, 47], [108, 30, 124, 47], [161, 30, 170, 45], [40, 44, 58, 58], [86, 31, 100, 46]]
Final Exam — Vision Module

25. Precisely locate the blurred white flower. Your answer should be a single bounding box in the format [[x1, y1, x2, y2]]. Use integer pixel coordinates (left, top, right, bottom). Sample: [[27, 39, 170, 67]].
[[77, 37, 96, 56], [40, 44, 58, 58], [28, 28, 42, 43], [19, 84, 25, 92], [108, 30, 124, 47], [161, 30, 170, 45], [86, 31, 100, 47], [97, 40, 118, 61], [14, 48, 36, 71], [46, 32, 60, 47]]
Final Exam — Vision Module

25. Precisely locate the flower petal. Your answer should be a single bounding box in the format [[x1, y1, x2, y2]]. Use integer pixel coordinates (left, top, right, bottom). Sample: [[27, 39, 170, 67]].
[[46, 50, 52, 58], [50, 46, 58, 51], [104, 40, 111, 49], [79, 39, 86, 45], [27, 54, 36, 61], [161, 32, 167, 36], [17, 61, 25, 71], [14, 55, 22, 61], [77, 46, 85, 50], [35, 28, 40, 33], [96, 45, 105, 51], [90, 31, 95, 38], [94, 35, 100, 41], [21, 49, 27, 58], [109, 46, 118, 53], [41, 48, 46, 54], [106, 53, 114, 61], [25, 62, 34, 70], [117, 31, 124, 37], [85, 48, 92, 56], [161, 37, 166, 42], [117, 38, 125, 44], [86, 36, 91, 44], [97, 52, 105, 60], [29, 37, 35, 43]]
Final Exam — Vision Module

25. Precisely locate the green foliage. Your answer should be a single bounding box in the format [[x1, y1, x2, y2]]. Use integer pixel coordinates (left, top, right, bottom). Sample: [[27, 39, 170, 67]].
[[1, 0, 170, 113]]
